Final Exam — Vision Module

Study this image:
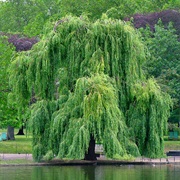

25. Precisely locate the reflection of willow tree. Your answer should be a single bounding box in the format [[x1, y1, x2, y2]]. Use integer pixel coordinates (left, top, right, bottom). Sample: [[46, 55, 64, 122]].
[[31, 166, 96, 180], [9, 16, 171, 161]]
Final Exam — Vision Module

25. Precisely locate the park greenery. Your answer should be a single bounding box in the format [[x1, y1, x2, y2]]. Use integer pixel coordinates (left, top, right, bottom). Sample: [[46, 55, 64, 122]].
[[0, 129, 180, 156], [0, 0, 179, 161]]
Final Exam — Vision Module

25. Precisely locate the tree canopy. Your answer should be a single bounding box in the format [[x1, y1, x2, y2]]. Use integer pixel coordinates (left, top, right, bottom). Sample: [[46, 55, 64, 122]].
[[9, 16, 171, 161], [0, 0, 61, 36], [60, 0, 180, 20], [1, 0, 179, 36]]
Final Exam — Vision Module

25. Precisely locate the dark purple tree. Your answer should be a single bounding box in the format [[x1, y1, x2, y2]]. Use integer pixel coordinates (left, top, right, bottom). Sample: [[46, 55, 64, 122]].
[[125, 10, 180, 39], [8, 34, 38, 51]]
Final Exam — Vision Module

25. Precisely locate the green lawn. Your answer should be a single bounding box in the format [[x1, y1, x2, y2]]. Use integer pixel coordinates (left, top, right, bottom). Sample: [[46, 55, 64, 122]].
[[0, 129, 32, 154], [0, 136, 32, 154], [164, 141, 180, 152], [1, 129, 180, 154]]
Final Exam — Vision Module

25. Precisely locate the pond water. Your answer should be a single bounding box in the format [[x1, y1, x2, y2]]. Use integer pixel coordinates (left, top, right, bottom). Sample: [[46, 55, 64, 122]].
[[1, 165, 180, 180]]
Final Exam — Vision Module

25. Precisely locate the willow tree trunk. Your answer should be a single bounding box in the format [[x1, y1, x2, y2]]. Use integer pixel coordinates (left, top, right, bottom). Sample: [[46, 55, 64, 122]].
[[84, 135, 97, 160], [7, 126, 15, 140]]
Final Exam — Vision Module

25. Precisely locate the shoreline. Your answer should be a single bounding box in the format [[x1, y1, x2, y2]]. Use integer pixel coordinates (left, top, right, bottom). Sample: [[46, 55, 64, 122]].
[[1, 160, 180, 167], [1, 154, 180, 166]]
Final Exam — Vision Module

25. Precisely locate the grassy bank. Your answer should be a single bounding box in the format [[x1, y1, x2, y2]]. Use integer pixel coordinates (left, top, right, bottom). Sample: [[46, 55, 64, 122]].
[[0, 136, 32, 154], [0, 159, 33, 165], [164, 141, 180, 152], [1, 129, 180, 154], [0, 129, 32, 154], [1, 138, 180, 154]]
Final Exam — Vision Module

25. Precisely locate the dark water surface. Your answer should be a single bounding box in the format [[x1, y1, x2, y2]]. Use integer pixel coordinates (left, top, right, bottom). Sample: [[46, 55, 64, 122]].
[[1, 165, 180, 180]]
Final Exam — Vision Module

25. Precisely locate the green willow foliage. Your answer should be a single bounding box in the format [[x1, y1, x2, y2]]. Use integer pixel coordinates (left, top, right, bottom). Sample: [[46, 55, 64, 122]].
[[9, 16, 171, 161]]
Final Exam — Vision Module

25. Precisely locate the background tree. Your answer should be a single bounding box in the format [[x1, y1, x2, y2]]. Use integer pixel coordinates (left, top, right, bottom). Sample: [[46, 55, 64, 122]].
[[60, 0, 180, 20], [0, 33, 38, 137], [0, 0, 61, 36], [126, 10, 180, 125], [140, 21, 180, 125], [1, 0, 179, 37], [127, 10, 180, 40], [9, 16, 171, 161], [0, 35, 18, 139], [0, 0, 36, 33]]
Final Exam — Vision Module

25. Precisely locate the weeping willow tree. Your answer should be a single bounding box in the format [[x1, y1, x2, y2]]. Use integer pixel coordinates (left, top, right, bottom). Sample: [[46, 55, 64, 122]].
[[9, 16, 171, 161]]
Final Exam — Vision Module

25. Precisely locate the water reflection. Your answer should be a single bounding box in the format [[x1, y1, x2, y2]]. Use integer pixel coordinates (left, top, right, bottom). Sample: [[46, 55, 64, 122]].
[[1, 165, 180, 180]]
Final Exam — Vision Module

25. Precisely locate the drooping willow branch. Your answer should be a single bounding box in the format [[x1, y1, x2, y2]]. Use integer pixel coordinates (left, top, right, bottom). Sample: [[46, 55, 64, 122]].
[[9, 16, 172, 161]]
